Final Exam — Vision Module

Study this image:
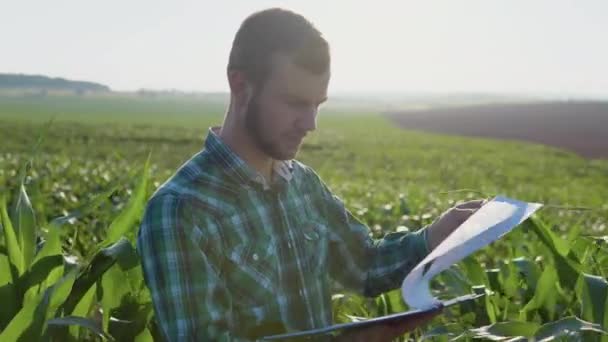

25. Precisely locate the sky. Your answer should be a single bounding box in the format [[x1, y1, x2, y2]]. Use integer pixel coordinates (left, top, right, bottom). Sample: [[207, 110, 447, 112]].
[[2, 0, 607, 97]]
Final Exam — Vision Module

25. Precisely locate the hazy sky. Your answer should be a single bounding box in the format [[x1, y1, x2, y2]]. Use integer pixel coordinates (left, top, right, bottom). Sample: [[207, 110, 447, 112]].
[[2, 0, 607, 96]]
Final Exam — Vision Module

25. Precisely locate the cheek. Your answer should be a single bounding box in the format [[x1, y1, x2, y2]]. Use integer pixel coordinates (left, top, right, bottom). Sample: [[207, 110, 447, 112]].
[[261, 101, 297, 130]]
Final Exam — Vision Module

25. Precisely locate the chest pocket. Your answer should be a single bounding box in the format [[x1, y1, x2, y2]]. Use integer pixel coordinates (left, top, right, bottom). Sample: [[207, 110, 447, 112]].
[[291, 219, 330, 276], [224, 241, 278, 306]]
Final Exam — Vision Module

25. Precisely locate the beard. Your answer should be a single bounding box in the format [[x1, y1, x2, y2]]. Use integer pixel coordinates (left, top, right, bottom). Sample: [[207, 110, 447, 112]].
[[245, 94, 293, 160]]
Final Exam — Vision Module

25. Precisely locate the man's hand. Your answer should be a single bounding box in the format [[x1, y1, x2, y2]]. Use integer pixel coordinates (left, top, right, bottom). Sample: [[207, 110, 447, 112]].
[[426, 199, 487, 251], [333, 306, 441, 342]]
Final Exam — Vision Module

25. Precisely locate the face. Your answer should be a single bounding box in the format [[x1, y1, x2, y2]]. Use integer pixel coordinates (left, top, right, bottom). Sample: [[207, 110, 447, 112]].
[[244, 54, 329, 160]]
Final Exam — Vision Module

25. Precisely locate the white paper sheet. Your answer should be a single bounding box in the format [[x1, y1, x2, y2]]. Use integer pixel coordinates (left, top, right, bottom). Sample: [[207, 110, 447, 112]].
[[401, 195, 543, 309]]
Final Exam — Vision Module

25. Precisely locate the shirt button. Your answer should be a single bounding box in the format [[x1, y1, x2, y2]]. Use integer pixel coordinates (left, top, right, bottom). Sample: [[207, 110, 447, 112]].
[[288, 242, 292, 249], [252, 253, 259, 261]]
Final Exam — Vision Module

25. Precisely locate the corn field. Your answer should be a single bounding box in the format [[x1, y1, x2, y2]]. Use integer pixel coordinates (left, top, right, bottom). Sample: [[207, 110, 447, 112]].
[[1, 95, 608, 341]]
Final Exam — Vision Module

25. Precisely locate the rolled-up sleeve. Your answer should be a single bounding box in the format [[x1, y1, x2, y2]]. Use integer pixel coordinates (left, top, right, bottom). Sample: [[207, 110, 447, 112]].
[[309, 172, 430, 298]]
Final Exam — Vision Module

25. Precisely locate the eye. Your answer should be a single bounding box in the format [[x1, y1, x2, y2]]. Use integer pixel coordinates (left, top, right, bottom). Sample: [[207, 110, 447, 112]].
[[287, 99, 309, 110]]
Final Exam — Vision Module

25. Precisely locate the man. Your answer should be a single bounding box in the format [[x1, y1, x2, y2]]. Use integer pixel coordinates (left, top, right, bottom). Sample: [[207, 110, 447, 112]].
[[137, 8, 484, 342]]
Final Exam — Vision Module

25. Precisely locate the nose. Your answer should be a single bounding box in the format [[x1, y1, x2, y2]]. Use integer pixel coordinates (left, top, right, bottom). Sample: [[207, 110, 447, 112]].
[[298, 107, 317, 133]]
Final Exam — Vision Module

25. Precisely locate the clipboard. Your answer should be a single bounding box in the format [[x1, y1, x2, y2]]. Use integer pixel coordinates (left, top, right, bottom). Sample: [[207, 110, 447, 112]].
[[262, 293, 484, 340]]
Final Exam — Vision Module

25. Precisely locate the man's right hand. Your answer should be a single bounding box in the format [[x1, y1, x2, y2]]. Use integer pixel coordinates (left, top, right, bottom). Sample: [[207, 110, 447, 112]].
[[333, 306, 441, 342]]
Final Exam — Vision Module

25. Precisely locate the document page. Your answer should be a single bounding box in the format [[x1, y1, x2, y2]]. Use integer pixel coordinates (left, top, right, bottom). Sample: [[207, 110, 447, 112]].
[[402, 195, 543, 309]]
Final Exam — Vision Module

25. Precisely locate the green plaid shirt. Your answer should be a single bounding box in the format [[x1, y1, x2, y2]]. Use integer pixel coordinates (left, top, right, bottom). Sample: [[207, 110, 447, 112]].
[[137, 127, 430, 341]]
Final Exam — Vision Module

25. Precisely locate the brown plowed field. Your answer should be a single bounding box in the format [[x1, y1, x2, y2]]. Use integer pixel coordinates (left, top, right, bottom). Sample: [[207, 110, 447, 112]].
[[386, 101, 608, 159]]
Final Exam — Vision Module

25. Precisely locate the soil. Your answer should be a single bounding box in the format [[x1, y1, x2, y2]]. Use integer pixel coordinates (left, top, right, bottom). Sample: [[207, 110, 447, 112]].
[[386, 101, 608, 159]]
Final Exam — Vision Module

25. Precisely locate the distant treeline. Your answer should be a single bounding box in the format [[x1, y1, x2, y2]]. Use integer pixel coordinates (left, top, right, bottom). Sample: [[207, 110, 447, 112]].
[[0, 73, 110, 92]]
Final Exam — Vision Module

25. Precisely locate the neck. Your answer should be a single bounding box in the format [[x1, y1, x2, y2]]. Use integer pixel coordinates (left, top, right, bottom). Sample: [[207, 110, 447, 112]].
[[218, 104, 274, 181]]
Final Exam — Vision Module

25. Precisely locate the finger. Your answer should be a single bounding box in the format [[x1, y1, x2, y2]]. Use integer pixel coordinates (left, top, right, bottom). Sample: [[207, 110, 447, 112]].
[[347, 308, 443, 342], [452, 207, 476, 214], [383, 316, 438, 339], [455, 199, 485, 210], [385, 307, 442, 331], [451, 207, 477, 218]]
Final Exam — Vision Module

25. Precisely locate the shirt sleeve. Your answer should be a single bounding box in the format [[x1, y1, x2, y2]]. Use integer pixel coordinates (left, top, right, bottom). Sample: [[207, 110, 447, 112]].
[[136, 194, 250, 341], [309, 171, 430, 298]]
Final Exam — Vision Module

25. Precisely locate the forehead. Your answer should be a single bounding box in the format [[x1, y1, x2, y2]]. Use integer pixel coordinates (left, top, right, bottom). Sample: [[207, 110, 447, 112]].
[[264, 54, 330, 99]]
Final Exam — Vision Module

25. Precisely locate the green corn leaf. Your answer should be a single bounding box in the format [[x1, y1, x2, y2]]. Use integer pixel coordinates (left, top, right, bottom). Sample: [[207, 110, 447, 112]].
[[46, 268, 79, 319], [468, 321, 540, 340], [32, 223, 63, 265], [535, 316, 607, 340], [512, 257, 541, 295], [61, 238, 136, 315], [499, 261, 520, 299], [420, 323, 464, 341], [484, 292, 498, 324], [385, 288, 407, 314], [441, 266, 472, 297], [603, 293, 608, 342], [461, 257, 487, 287], [529, 216, 582, 290], [577, 273, 608, 327], [8, 117, 49, 273], [376, 292, 388, 316], [10, 184, 37, 271], [48, 315, 114, 342], [485, 268, 502, 294], [0, 267, 75, 342], [22, 224, 64, 306], [103, 155, 150, 246], [48, 185, 119, 228], [134, 327, 153, 342], [68, 283, 97, 339], [331, 293, 370, 324], [1, 194, 24, 278], [123, 262, 146, 301], [530, 216, 571, 256], [520, 266, 558, 321], [21, 255, 64, 307], [0, 289, 45, 341], [0, 282, 20, 331], [101, 264, 130, 332], [0, 250, 12, 286]]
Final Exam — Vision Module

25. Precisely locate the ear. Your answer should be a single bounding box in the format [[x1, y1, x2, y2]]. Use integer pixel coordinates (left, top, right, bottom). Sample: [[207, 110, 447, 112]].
[[228, 69, 253, 107]]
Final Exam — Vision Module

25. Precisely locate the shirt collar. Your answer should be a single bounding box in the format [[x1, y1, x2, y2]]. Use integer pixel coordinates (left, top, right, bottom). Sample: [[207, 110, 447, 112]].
[[204, 126, 294, 190]]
